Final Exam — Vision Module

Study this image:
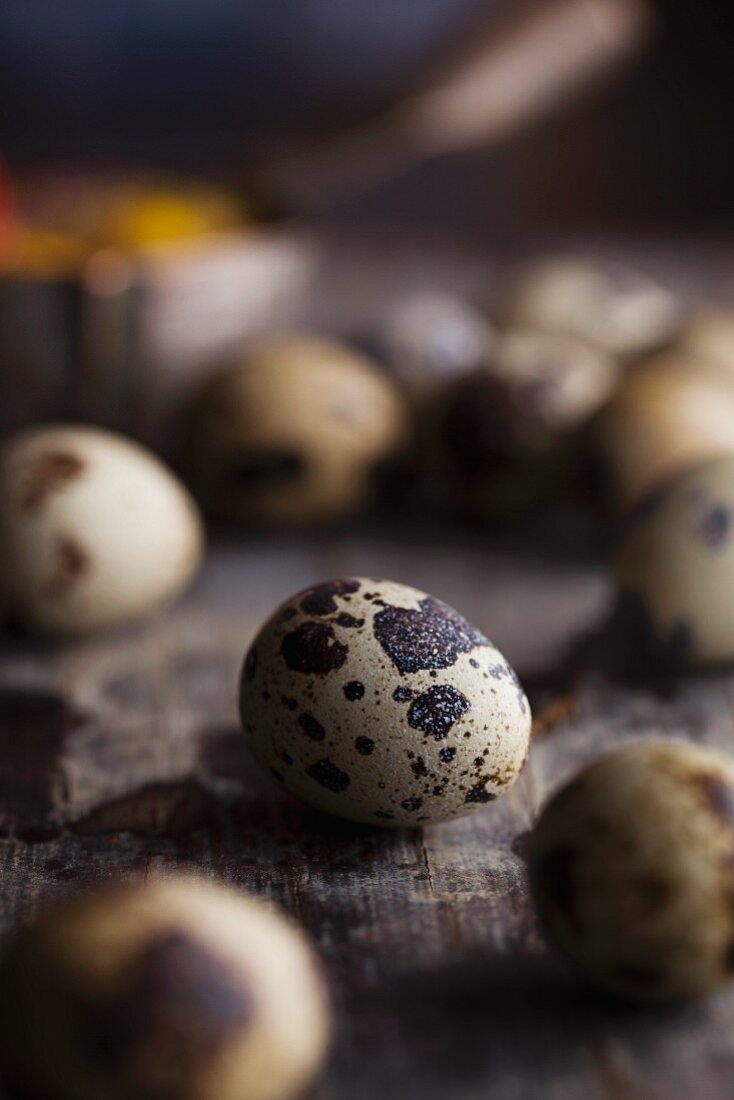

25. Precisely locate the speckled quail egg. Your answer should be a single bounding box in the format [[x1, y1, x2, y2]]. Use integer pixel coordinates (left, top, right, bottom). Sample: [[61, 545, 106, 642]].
[[0, 875, 331, 1100], [239, 578, 531, 826], [376, 290, 496, 401], [185, 334, 408, 526], [678, 309, 734, 378], [615, 455, 734, 664], [506, 258, 681, 357], [528, 740, 734, 1002], [0, 424, 204, 635], [596, 354, 734, 507], [423, 330, 615, 519]]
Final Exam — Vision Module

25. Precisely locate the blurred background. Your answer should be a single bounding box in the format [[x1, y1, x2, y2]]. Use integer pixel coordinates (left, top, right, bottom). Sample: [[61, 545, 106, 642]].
[[1, 0, 733, 540]]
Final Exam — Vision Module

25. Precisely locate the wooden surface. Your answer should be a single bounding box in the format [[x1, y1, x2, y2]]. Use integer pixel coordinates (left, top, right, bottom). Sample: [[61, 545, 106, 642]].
[[3, 527, 734, 1100]]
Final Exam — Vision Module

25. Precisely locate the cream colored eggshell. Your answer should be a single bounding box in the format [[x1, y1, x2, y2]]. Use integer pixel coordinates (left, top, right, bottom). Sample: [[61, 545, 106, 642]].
[[678, 309, 734, 378], [529, 741, 734, 1001], [0, 875, 330, 1100], [508, 258, 681, 356], [492, 329, 619, 431], [239, 578, 531, 826], [615, 455, 734, 663], [188, 334, 408, 525], [596, 354, 734, 507], [0, 425, 204, 635]]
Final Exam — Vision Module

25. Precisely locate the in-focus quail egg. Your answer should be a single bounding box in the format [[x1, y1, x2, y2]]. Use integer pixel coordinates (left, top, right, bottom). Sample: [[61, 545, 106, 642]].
[[376, 290, 496, 401], [528, 740, 734, 1001], [185, 334, 408, 526], [0, 875, 330, 1100], [615, 455, 734, 664], [424, 330, 615, 519], [0, 424, 204, 635], [505, 258, 681, 357], [239, 577, 531, 826], [678, 309, 734, 377], [596, 354, 734, 507]]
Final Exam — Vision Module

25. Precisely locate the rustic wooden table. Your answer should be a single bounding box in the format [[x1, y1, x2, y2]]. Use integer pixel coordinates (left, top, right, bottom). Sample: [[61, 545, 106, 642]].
[[4, 238, 734, 1099], [3, 523, 734, 1100]]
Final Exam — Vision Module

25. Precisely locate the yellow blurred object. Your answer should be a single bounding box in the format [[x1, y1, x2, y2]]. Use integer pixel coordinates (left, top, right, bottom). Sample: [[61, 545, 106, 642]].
[[103, 189, 244, 250]]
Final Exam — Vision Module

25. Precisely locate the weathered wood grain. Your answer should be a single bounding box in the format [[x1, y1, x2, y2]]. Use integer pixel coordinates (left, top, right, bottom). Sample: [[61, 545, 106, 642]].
[[1, 532, 734, 1099]]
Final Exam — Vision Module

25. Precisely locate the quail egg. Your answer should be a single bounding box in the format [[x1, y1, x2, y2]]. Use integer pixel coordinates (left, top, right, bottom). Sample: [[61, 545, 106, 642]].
[[239, 577, 531, 826], [528, 740, 734, 1001], [615, 455, 734, 664], [506, 258, 681, 357], [376, 290, 496, 401], [424, 330, 615, 519], [0, 875, 331, 1100], [596, 354, 734, 507], [0, 424, 204, 635], [185, 334, 408, 526], [678, 309, 734, 378]]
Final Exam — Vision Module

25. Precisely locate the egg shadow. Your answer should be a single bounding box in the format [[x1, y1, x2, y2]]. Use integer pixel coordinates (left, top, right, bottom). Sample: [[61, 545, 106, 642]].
[[329, 946, 705, 1099]]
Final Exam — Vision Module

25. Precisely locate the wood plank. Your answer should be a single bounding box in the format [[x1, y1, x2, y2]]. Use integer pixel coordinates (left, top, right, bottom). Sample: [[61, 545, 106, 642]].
[[1, 533, 734, 1098]]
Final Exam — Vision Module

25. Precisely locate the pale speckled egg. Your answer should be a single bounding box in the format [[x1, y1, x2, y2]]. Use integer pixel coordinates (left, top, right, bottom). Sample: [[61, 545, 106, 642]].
[[0, 424, 204, 636], [596, 354, 734, 507], [185, 334, 408, 527], [528, 741, 734, 1002], [0, 875, 331, 1100], [422, 329, 614, 520], [239, 577, 531, 827], [615, 455, 734, 664], [506, 258, 681, 357]]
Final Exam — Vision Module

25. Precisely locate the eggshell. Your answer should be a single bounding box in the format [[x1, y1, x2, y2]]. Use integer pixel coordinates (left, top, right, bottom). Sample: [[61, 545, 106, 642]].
[[615, 455, 734, 664], [678, 309, 734, 378], [186, 334, 408, 526], [0, 875, 331, 1100], [0, 424, 204, 635], [239, 577, 531, 826], [378, 291, 496, 400], [528, 740, 734, 1001], [506, 258, 681, 357], [596, 354, 734, 507]]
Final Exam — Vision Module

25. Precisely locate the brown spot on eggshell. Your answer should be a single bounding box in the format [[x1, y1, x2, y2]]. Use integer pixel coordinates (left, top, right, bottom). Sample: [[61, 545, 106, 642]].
[[407, 684, 470, 741], [298, 714, 326, 742], [45, 535, 89, 600], [354, 737, 374, 755], [373, 597, 489, 674], [343, 681, 365, 701], [299, 579, 360, 616], [464, 778, 497, 804], [306, 758, 350, 793], [697, 772, 734, 822], [281, 622, 348, 675], [20, 450, 86, 512], [74, 930, 251, 1071]]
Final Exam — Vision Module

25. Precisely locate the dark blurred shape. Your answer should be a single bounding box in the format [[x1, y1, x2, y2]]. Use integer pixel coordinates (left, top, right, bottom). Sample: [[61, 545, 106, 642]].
[[0, 0, 649, 200], [0, 0, 513, 169]]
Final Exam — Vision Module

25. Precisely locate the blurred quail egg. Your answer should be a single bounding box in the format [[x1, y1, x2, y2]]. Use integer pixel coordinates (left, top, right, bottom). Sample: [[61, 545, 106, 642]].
[[528, 740, 734, 1001], [424, 330, 615, 518], [0, 424, 204, 635], [678, 309, 734, 378], [239, 577, 531, 826], [0, 875, 330, 1100], [596, 354, 734, 508], [506, 258, 681, 357], [186, 334, 408, 526], [376, 290, 496, 401], [615, 455, 734, 664]]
